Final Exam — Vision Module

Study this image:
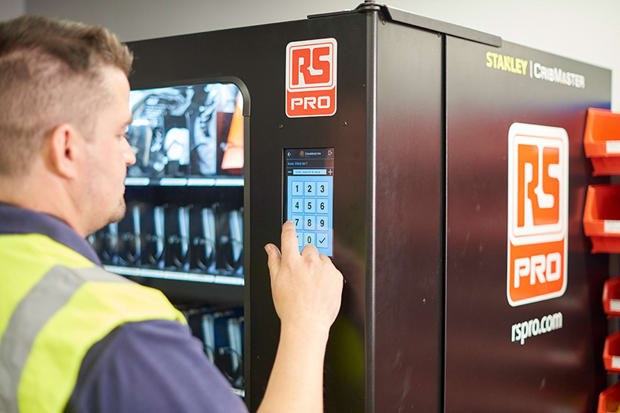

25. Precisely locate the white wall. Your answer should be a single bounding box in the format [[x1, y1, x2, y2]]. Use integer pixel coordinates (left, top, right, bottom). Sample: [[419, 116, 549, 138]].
[[23, 0, 620, 109], [0, 0, 24, 20]]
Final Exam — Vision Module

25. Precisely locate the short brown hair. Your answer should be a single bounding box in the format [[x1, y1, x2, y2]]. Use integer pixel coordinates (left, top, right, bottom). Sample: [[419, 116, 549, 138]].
[[0, 15, 133, 175]]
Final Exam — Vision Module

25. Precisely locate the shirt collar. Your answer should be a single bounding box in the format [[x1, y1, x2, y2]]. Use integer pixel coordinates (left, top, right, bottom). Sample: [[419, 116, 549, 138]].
[[0, 202, 102, 266]]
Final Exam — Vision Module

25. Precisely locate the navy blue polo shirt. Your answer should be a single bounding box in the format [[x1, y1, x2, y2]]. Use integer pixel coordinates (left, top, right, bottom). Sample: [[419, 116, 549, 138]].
[[0, 203, 248, 413]]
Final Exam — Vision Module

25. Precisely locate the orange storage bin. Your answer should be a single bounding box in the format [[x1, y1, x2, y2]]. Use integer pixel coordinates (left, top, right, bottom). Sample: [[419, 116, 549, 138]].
[[603, 278, 620, 317], [583, 185, 620, 253], [584, 108, 620, 176], [604, 332, 620, 373], [599, 382, 620, 413]]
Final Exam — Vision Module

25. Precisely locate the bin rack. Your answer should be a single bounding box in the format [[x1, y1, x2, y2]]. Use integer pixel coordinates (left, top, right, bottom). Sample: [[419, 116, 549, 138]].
[[599, 381, 620, 413], [583, 185, 620, 253], [584, 108, 620, 176], [603, 278, 620, 317]]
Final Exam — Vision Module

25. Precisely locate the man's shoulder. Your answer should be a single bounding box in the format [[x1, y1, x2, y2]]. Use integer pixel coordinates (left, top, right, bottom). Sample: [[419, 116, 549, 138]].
[[0, 202, 101, 265]]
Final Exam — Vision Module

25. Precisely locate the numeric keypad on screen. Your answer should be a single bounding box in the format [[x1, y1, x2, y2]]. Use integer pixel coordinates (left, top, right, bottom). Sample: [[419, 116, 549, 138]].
[[290, 179, 330, 253]]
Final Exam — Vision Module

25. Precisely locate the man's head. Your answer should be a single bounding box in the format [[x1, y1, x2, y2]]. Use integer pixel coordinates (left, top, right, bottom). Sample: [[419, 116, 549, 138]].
[[0, 16, 136, 235]]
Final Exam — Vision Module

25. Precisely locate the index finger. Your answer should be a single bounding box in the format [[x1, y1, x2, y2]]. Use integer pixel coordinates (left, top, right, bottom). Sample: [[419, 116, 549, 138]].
[[280, 220, 301, 258]]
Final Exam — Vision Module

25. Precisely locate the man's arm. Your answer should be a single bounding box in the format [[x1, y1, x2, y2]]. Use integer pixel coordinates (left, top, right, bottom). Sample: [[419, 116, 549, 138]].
[[259, 221, 344, 413]]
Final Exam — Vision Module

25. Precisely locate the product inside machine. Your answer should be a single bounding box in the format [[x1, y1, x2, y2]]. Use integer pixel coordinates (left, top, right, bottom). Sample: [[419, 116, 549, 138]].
[[127, 83, 243, 178], [180, 306, 244, 391]]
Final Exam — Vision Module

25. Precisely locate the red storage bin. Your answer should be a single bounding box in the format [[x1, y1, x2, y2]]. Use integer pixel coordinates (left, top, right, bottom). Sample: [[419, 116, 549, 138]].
[[584, 108, 620, 176], [599, 381, 620, 413], [603, 278, 620, 317], [604, 332, 620, 373], [583, 185, 620, 253]]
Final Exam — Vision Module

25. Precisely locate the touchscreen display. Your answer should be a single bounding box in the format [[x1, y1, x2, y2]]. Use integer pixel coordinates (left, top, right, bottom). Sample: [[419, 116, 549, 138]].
[[284, 148, 334, 256]]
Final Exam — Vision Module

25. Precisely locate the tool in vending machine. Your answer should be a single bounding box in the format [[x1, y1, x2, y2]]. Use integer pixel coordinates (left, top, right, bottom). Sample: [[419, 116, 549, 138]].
[[180, 306, 244, 392], [126, 83, 241, 178]]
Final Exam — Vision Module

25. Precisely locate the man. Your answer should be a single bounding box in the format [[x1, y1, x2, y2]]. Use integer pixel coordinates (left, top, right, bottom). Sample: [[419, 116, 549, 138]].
[[0, 15, 343, 413]]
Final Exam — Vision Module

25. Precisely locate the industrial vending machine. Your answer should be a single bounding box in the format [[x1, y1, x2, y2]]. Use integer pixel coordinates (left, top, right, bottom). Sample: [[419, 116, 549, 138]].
[[90, 3, 612, 412]]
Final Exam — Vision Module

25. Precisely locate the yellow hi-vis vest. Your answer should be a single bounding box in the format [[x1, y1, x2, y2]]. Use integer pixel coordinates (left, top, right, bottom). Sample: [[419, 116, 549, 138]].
[[0, 233, 186, 413]]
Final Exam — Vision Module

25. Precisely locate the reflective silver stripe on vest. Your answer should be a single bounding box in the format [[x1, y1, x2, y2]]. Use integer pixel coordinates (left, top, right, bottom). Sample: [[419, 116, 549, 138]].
[[0, 265, 129, 413]]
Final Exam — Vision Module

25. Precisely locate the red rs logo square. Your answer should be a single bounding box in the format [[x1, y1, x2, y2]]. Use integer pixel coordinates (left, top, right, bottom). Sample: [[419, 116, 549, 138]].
[[286, 38, 337, 118], [507, 123, 568, 306]]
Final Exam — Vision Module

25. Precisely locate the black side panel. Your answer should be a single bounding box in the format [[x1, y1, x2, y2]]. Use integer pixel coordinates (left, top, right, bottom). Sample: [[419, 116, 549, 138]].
[[445, 37, 610, 413], [374, 21, 443, 413]]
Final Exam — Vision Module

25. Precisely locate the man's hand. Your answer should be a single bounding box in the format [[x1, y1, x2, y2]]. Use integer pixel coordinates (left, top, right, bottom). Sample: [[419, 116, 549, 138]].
[[258, 221, 343, 413], [264, 221, 343, 335]]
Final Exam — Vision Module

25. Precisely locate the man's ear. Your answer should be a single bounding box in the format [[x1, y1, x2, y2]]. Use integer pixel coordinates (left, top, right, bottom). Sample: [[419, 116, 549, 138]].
[[47, 123, 83, 179]]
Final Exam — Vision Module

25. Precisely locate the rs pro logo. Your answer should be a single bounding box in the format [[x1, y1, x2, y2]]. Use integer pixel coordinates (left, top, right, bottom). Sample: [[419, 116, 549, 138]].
[[285, 38, 337, 118], [507, 123, 568, 306]]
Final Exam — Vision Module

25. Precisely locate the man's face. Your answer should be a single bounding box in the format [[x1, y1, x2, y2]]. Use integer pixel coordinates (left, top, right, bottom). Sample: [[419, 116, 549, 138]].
[[80, 66, 135, 234]]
